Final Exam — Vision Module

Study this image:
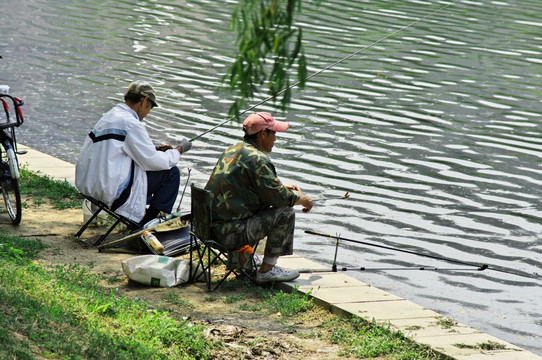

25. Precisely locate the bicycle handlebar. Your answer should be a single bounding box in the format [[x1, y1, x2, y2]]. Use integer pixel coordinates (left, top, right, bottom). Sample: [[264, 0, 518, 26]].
[[0, 94, 24, 128]]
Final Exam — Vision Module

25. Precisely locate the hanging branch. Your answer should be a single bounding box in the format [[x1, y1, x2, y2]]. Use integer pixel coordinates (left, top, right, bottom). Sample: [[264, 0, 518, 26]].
[[225, 0, 322, 119]]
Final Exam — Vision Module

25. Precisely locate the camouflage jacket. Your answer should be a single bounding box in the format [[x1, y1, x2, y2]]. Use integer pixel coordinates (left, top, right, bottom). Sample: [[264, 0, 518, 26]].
[[205, 139, 300, 236]]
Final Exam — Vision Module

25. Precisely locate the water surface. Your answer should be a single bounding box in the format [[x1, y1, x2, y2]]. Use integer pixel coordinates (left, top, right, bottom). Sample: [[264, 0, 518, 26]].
[[1, 0, 541, 354]]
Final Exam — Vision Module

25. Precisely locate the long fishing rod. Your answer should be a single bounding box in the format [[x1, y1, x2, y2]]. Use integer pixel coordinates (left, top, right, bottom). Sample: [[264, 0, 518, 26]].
[[307, 230, 542, 282], [191, 0, 460, 142], [300, 231, 483, 274], [477, 264, 541, 281], [306, 230, 488, 271], [298, 266, 483, 274]]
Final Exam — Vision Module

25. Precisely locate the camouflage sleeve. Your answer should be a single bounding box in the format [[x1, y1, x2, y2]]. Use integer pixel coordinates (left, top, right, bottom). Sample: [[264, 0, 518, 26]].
[[254, 160, 299, 207]]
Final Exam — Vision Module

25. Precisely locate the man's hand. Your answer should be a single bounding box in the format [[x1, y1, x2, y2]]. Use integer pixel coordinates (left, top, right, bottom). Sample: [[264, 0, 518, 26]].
[[156, 144, 173, 152], [289, 186, 313, 213], [176, 138, 192, 154], [284, 184, 301, 192], [299, 194, 314, 213]]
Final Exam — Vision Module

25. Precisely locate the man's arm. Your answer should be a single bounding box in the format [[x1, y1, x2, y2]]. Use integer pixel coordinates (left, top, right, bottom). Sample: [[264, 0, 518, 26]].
[[156, 137, 192, 154], [284, 184, 313, 213], [124, 124, 180, 171]]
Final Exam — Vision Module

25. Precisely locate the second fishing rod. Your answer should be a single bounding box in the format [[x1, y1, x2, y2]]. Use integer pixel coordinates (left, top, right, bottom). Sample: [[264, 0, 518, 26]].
[[305, 230, 542, 282], [306, 230, 489, 271]]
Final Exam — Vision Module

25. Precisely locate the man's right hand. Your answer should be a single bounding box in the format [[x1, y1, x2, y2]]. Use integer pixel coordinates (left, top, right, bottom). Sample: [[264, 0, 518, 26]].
[[297, 193, 313, 213]]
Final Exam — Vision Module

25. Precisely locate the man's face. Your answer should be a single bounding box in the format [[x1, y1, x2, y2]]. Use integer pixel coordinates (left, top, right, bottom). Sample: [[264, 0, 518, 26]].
[[259, 130, 276, 152], [137, 97, 154, 120]]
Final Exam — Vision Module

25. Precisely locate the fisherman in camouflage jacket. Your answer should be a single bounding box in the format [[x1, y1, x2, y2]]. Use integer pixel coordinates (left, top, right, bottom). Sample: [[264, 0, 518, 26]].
[[205, 112, 313, 283]]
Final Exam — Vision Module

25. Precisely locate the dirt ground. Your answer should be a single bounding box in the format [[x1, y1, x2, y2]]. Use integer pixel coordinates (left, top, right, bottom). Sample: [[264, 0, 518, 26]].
[[2, 197, 359, 360]]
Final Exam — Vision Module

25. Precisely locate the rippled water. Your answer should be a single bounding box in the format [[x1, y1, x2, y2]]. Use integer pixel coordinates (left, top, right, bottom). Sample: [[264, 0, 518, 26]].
[[2, 0, 541, 354]]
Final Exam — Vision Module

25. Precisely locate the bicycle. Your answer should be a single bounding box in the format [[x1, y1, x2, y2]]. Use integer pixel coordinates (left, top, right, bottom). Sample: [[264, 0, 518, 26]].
[[0, 92, 25, 225]]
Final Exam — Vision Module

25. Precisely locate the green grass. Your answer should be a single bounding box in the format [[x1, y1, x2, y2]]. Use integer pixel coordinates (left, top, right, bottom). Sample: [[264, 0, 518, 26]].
[[454, 340, 507, 351], [19, 166, 82, 209], [436, 316, 457, 329], [0, 233, 452, 360], [6, 169, 454, 359], [0, 233, 213, 360], [162, 293, 195, 309], [258, 286, 314, 316], [325, 316, 452, 360]]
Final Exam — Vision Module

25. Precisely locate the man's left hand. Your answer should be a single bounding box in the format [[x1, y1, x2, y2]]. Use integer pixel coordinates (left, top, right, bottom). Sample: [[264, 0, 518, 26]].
[[156, 144, 173, 152], [284, 184, 301, 192]]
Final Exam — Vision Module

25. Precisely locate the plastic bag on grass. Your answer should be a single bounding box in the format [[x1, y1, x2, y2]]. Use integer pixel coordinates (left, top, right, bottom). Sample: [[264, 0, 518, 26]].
[[121, 255, 203, 287]]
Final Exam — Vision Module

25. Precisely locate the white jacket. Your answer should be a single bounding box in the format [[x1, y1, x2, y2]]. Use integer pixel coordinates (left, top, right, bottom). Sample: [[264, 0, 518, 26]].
[[75, 103, 180, 222]]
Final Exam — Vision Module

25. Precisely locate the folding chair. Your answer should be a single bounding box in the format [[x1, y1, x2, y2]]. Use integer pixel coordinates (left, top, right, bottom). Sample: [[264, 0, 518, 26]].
[[75, 193, 140, 247], [189, 184, 257, 292]]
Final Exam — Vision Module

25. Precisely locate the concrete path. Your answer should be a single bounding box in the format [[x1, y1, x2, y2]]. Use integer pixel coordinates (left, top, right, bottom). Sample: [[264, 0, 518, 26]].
[[17, 143, 542, 360], [18, 144, 75, 185]]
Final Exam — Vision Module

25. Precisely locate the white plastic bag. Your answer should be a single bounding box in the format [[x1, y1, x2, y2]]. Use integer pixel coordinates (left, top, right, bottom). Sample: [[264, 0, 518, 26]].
[[121, 255, 202, 287]]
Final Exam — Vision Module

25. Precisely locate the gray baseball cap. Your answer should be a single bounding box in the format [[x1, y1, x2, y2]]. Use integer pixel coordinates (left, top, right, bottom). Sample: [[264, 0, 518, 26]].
[[126, 80, 158, 107]]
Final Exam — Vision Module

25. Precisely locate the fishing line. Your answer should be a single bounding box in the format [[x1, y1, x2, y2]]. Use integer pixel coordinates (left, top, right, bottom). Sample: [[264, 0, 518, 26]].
[[301, 232, 481, 273], [191, 0, 460, 142]]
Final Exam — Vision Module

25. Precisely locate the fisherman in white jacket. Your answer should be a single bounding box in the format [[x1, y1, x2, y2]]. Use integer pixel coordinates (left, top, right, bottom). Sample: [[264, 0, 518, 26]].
[[75, 80, 191, 226]]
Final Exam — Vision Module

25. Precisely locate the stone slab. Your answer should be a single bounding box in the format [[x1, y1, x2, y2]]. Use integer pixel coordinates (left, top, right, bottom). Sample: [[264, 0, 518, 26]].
[[18, 144, 75, 185], [331, 298, 440, 320], [414, 332, 527, 359], [390, 316, 482, 338], [453, 351, 542, 360], [300, 284, 403, 304]]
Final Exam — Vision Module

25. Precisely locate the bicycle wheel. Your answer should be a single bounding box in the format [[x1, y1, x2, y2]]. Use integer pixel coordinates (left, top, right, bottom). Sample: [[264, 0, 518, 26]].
[[0, 138, 21, 225]]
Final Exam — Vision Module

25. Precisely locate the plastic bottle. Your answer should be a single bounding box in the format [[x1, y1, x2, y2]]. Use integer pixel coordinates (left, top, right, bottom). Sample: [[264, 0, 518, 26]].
[[142, 231, 164, 255]]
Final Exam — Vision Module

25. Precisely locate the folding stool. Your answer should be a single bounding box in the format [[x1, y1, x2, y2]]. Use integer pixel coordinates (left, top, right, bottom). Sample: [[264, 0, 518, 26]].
[[75, 193, 139, 247]]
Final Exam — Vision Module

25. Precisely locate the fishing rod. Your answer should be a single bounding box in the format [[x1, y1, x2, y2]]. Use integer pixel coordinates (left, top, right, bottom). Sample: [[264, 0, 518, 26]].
[[306, 230, 488, 271], [477, 264, 542, 282], [298, 266, 484, 274], [306, 230, 542, 282], [190, 0, 460, 142], [299, 231, 482, 274], [175, 167, 191, 213]]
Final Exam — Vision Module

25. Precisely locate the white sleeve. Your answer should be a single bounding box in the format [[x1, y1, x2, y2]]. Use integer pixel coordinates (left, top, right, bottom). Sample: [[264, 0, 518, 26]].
[[123, 122, 181, 171]]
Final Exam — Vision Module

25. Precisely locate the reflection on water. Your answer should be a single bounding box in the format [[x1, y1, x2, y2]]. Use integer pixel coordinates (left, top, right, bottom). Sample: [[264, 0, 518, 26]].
[[1, 0, 541, 354]]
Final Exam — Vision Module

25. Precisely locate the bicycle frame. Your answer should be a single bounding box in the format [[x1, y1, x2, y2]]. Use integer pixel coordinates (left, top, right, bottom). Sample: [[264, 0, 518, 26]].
[[0, 128, 18, 178], [0, 94, 24, 178], [0, 93, 25, 224]]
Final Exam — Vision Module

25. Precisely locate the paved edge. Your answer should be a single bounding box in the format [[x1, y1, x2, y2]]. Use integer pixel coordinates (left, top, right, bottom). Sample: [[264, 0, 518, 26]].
[[276, 256, 541, 360], [18, 144, 75, 185], [18, 143, 542, 360]]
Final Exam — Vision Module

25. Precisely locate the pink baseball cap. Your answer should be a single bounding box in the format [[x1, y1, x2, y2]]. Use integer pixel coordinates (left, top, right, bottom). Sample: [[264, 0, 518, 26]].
[[243, 112, 289, 135]]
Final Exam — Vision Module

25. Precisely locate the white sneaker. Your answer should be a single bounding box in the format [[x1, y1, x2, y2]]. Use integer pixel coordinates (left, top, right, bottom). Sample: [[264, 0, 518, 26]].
[[253, 254, 263, 267], [256, 265, 300, 284]]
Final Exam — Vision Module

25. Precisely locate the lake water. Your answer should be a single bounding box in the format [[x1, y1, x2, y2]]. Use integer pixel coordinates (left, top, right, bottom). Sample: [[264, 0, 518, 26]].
[[1, 0, 541, 354]]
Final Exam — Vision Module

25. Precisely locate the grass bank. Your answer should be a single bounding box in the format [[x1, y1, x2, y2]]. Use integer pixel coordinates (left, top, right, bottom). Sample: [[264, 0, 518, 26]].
[[0, 170, 452, 359]]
